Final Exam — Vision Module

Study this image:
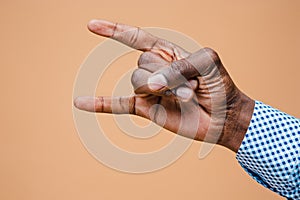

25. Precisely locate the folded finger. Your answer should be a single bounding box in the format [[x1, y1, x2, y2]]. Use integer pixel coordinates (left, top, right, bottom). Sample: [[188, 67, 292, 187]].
[[132, 68, 198, 102]]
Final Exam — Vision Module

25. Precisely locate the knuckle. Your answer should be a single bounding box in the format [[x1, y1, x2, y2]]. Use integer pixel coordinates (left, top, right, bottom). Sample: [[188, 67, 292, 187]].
[[138, 51, 154, 66], [171, 59, 191, 73], [170, 60, 183, 75], [138, 52, 149, 66], [171, 59, 198, 78], [202, 47, 221, 65]]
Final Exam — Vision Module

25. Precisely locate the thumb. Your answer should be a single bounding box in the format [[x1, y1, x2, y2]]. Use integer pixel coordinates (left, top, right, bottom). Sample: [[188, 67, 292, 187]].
[[147, 47, 220, 94]]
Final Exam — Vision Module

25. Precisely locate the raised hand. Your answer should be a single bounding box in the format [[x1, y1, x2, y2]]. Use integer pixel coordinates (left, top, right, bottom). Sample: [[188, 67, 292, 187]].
[[74, 19, 255, 152]]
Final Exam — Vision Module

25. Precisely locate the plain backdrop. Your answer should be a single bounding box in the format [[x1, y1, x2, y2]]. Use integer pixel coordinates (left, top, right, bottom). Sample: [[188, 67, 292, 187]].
[[0, 0, 299, 199]]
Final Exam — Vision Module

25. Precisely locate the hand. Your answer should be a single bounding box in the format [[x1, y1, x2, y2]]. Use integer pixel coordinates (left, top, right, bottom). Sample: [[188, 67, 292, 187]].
[[74, 19, 255, 152]]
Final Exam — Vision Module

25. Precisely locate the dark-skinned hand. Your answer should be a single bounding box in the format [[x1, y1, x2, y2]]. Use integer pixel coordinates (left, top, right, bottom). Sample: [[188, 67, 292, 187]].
[[74, 19, 255, 152]]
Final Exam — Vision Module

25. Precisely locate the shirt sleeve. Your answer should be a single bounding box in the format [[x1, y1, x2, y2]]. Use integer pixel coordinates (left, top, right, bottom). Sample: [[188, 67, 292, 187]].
[[236, 101, 299, 199]]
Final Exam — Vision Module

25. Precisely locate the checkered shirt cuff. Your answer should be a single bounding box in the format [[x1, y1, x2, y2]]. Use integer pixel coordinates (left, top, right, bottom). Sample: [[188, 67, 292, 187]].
[[236, 101, 299, 199]]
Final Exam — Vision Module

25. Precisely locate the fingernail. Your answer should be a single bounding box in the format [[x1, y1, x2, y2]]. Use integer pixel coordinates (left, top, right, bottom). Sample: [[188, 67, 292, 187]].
[[148, 74, 167, 91], [176, 87, 193, 101]]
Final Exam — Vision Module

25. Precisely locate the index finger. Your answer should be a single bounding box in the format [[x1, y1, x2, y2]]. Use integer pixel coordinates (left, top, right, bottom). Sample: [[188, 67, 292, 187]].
[[87, 19, 190, 59], [88, 19, 160, 51]]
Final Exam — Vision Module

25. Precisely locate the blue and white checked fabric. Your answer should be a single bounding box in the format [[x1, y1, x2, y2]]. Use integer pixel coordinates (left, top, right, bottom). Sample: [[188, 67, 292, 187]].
[[236, 101, 299, 199]]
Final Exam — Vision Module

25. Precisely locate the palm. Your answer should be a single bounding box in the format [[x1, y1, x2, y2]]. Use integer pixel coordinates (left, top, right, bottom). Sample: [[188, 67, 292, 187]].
[[134, 93, 209, 141]]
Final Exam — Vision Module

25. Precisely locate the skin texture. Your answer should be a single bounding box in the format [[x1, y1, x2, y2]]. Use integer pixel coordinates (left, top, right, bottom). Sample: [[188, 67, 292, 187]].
[[74, 19, 255, 153]]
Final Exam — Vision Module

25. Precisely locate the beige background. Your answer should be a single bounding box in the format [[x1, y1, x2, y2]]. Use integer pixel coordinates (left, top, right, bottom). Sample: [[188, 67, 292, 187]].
[[0, 0, 299, 199]]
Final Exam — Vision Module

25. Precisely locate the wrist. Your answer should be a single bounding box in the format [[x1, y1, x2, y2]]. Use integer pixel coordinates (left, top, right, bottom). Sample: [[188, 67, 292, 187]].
[[219, 91, 255, 152]]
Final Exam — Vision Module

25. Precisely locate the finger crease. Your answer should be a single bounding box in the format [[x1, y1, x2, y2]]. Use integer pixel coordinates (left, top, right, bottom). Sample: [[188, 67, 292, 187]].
[[174, 98, 179, 111], [154, 52, 170, 63], [138, 65, 152, 73], [130, 28, 140, 47], [197, 101, 210, 115], [153, 96, 162, 123], [130, 96, 136, 115], [160, 49, 173, 62], [150, 39, 159, 51], [99, 96, 104, 112], [174, 48, 183, 60], [171, 49, 176, 61], [112, 22, 118, 38], [118, 96, 123, 113]]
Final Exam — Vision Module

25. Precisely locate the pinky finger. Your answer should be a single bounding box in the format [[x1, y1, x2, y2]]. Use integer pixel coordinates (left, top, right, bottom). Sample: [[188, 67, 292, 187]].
[[74, 96, 136, 114]]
